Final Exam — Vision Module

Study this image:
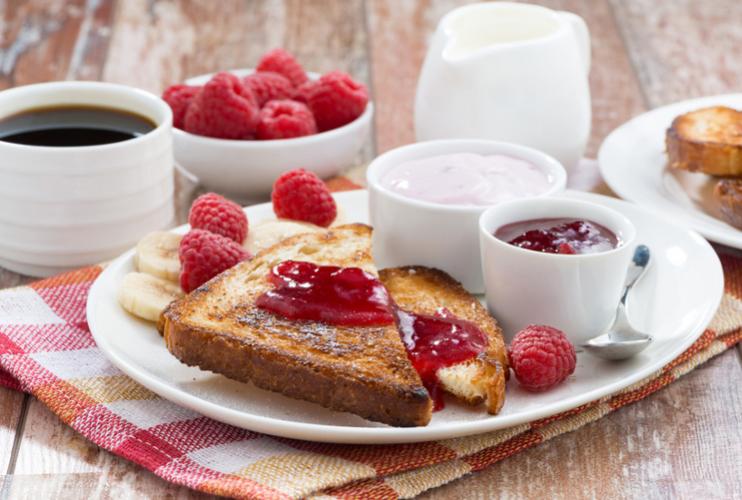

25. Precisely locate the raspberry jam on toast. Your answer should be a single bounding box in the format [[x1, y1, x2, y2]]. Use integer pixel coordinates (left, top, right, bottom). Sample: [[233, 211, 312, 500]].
[[256, 260, 394, 326]]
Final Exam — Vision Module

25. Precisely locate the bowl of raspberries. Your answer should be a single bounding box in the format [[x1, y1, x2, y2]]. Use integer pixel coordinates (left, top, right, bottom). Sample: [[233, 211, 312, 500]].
[[162, 48, 372, 201]]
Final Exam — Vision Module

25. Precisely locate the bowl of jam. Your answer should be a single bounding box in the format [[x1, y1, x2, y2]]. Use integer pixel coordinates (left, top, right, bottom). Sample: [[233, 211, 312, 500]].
[[479, 197, 636, 344]]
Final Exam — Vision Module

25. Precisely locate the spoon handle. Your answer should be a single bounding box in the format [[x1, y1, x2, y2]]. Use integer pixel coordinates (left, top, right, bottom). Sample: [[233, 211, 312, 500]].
[[620, 245, 651, 307]]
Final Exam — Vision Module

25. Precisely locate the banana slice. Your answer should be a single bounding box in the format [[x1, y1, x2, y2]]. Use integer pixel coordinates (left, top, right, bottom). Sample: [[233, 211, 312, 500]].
[[118, 272, 183, 323], [244, 219, 324, 255], [136, 231, 182, 282]]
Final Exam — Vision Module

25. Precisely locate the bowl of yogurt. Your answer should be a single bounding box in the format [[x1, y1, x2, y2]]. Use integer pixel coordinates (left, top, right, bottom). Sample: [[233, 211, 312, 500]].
[[366, 139, 566, 292]]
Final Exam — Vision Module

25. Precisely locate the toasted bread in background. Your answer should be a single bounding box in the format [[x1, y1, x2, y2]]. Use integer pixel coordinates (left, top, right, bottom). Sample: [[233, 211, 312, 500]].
[[161, 224, 433, 427], [666, 106, 742, 176], [714, 178, 742, 229], [380, 267, 508, 414]]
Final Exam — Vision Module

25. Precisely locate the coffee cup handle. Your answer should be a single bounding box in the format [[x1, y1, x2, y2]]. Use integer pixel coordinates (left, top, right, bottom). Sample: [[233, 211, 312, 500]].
[[559, 11, 591, 76]]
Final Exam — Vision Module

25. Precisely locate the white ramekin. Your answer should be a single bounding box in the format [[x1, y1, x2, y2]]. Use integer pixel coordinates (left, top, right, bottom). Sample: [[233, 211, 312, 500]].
[[367, 139, 567, 293], [174, 69, 373, 202], [479, 197, 636, 344], [0, 81, 174, 276]]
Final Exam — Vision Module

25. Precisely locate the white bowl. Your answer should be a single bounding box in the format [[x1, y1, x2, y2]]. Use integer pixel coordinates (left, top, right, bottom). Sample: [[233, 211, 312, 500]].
[[174, 69, 373, 201], [367, 139, 567, 292], [479, 197, 636, 344]]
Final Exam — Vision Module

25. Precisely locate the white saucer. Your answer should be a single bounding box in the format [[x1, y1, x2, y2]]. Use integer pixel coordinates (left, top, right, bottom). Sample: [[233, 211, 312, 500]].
[[87, 190, 722, 444], [599, 93, 742, 249]]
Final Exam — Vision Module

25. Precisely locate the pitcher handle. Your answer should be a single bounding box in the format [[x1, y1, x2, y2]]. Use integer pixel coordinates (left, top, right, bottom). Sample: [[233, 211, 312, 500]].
[[559, 11, 591, 75]]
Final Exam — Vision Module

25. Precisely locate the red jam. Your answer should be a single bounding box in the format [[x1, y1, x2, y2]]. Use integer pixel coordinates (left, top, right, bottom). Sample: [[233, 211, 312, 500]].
[[395, 307, 488, 410], [255, 260, 395, 326], [495, 218, 618, 254], [257, 261, 489, 410]]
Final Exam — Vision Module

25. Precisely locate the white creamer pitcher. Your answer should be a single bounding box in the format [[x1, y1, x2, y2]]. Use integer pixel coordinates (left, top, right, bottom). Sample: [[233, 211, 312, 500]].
[[415, 2, 591, 171]]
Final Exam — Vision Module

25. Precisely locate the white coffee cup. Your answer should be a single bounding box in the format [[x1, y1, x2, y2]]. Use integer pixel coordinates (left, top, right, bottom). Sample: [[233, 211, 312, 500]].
[[0, 81, 173, 277], [367, 139, 566, 293], [479, 197, 636, 344], [415, 2, 591, 171]]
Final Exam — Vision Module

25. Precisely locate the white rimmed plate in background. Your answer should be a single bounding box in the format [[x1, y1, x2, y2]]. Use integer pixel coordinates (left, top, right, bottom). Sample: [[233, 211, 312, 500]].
[[599, 93, 742, 249]]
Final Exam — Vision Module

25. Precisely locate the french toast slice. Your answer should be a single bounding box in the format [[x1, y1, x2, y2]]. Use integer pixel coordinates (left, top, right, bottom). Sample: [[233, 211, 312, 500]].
[[714, 178, 742, 229], [161, 224, 433, 427], [380, 267, 508, 414], [666, 106, 742, 176]]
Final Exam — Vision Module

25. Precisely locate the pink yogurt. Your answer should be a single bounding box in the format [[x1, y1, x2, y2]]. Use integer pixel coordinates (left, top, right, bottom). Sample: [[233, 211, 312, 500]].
[[380, 153, 552, 206]]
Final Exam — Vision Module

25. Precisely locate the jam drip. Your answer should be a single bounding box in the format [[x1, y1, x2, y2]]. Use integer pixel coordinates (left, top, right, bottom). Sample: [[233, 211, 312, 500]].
[[396, 307, 489, 410], [498, 218, 618, 255], [255, 260, 394, 326]]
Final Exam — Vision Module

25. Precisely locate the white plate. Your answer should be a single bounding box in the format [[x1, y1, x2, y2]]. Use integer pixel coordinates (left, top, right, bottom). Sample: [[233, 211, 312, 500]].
[[599, 93, 742, 249], [87, 190, 723, 444]]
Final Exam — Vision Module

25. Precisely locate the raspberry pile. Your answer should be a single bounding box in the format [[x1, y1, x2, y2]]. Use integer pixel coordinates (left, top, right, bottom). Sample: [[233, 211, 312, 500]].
[[508, 324, 576, 392], [162, 48, 368, 140], [179, 193, 251, 292]]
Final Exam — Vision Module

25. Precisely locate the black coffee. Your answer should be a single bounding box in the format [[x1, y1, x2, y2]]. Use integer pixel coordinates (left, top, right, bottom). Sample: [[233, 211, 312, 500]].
[[0, 105, 156, 147]]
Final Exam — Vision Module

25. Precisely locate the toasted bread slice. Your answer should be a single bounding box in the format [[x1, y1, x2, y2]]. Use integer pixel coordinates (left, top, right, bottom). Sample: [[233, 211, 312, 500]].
[[380, 267, 508, 414], [161, 224, 433, 427], [714, 178, 742, 229], [666, 106, 742, 176]]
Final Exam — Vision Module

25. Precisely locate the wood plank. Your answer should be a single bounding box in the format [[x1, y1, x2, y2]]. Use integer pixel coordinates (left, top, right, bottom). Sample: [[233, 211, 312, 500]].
[[101, 0, 370, 99], [0, 0, 114, 89], [610, 0, 742, 108], [366, 0, 646, 157], [422, 348, 742, 499]]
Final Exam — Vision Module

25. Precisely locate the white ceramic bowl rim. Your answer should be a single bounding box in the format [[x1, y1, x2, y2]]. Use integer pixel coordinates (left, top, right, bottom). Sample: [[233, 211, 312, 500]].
[[366, 139, 567, 214], [0, 81, 172, 153], [479, 196, 637, 260], [441, 2, 567, 61], [174, 68, 374, 147]]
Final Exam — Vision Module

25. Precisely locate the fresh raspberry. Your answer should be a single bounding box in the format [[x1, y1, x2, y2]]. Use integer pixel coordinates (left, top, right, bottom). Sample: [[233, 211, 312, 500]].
[[162, 84, 201, 129], [242, 71, 294, 106], [508, 325, 576, 392], [299, 71, 368, 131], [178, 229, 250, 292], [256, 48, 308, 87], [292, 81, 312, 103], [184, 72, 259, 139], [272, 168, 337, 227], [256, 100, 317, 140], [188, 192, 248, 243]]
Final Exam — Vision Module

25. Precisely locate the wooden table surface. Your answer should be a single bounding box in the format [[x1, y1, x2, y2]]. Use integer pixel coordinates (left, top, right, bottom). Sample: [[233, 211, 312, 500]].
[[1, 1, 741, 498]]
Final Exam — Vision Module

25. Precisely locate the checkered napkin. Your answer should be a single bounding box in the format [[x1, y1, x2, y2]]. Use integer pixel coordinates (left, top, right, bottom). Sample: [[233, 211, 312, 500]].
[[0, 241, 740, 499]]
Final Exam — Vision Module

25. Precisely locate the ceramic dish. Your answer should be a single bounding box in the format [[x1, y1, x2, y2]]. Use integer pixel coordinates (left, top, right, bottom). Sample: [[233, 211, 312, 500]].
[[599, 93, 742, 249], [479, 197, 635, 343], [173, 69, 373, 202], [367, 139, 566, 293], [87, 190, 722, 444]]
